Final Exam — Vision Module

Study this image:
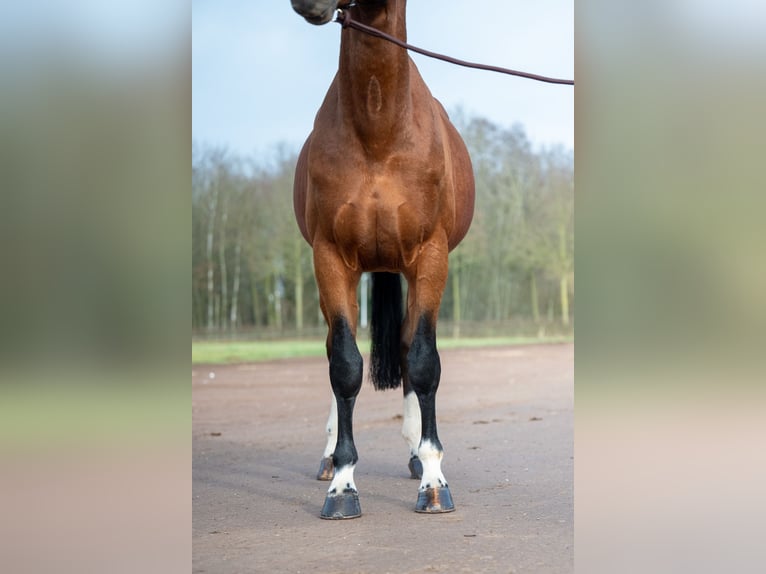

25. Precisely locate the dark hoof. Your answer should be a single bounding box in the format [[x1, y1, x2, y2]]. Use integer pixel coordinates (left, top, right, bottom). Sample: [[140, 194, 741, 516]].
[[415, 486, 455, 514], [316, 456, 335, 481], [408, 456, 423, 479], [320, 490, 362, 520]]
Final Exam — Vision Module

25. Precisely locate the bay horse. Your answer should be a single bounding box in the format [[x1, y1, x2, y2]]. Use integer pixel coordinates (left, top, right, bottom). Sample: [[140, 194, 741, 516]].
[[290, 0, 475, 519]]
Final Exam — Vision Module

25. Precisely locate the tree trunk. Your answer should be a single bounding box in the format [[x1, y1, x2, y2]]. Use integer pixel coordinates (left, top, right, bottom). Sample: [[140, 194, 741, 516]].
[[547, 296, 554, 323], [205, 183, 218, 331], [218, 197, 228, 330], [273, 273, 283, 331], [250, 272, 262, 327], [229, 240, 241, 329], [530, 271, 540, 324], [490, 262, 503, 321]]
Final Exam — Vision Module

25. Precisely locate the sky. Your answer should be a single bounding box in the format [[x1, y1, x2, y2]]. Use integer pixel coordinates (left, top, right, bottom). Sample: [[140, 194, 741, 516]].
[[192, 0, 573, 157]]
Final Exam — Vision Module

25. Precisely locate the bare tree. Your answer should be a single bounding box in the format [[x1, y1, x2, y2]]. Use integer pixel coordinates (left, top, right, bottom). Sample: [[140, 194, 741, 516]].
[[230, 238, 242, 328], [218, 192, 228, 329], [205, 172, 218, 331]]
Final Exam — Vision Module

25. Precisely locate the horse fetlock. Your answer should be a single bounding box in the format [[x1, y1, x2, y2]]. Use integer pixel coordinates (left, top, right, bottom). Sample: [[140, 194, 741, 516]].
[[327, 464, 358, 495], [417, 439, 447, 491]]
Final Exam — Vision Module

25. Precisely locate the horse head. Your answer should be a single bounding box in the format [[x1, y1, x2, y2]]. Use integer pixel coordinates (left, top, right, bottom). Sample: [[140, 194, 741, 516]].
[[290, 0, 341, 25], [291, 1, 388, 25]]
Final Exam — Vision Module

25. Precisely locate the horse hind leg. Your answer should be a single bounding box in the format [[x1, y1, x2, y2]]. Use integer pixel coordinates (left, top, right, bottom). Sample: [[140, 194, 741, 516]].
[[401, 380, 423, 479], [316, 395, 337, 481]]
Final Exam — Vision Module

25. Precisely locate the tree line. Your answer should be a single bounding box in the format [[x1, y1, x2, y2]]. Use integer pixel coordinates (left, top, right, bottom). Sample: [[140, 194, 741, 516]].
[[192, 114, 573, 339]]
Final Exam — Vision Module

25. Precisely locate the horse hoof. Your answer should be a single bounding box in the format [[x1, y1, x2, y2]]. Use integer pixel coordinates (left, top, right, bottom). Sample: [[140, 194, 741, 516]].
[[316, 457, 335, 481], [320, 490, 362, 519], [415, 486, 455, 514], [408, 456, 423, 479]]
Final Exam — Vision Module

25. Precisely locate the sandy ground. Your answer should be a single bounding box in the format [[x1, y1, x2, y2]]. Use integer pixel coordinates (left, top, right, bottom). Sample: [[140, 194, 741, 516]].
[[193, 343, 573, 574]]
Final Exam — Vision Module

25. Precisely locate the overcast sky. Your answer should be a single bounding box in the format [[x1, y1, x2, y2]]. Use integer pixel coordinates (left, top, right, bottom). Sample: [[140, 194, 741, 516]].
[[192, 0, 573, 156]]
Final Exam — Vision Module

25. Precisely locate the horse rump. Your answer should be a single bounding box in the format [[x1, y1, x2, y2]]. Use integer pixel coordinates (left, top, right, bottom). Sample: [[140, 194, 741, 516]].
[[369, 272, 403, 390]]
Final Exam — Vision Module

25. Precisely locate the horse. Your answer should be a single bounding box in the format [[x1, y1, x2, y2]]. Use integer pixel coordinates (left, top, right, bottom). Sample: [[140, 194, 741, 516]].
[[290, 0, 475, 519]]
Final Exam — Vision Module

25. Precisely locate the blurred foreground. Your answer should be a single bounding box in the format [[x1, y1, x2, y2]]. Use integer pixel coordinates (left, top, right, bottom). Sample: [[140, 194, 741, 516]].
[[577, 1, 766, 572], [0, 2, 190, 573]]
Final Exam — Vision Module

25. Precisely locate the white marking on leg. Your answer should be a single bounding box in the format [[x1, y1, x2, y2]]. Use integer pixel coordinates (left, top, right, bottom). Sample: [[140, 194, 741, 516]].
[[322, 395, 338, 459], [401, 391, 421, 457], [418, 439, 448, 491], [327, 464, 357, 494]]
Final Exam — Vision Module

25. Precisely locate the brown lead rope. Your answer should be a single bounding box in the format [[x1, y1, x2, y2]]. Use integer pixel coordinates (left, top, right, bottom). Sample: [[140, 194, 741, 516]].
[[335, 9, 574, 86]]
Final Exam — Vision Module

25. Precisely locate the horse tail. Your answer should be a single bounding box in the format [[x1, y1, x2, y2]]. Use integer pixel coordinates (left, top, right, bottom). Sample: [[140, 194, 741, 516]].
[[369, 272, 403, 391]]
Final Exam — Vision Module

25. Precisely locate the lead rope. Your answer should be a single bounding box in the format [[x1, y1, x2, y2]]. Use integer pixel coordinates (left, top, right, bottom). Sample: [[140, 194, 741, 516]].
[[334, 9, 574, 86]]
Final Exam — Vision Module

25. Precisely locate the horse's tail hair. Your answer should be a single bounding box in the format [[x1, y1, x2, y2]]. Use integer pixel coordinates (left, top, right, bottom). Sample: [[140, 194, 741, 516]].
[[369, 272, 403, 391]]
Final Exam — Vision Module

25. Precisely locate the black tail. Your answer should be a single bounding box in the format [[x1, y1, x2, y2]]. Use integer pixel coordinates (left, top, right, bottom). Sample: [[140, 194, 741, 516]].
[[369, 272, 403, 390]]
